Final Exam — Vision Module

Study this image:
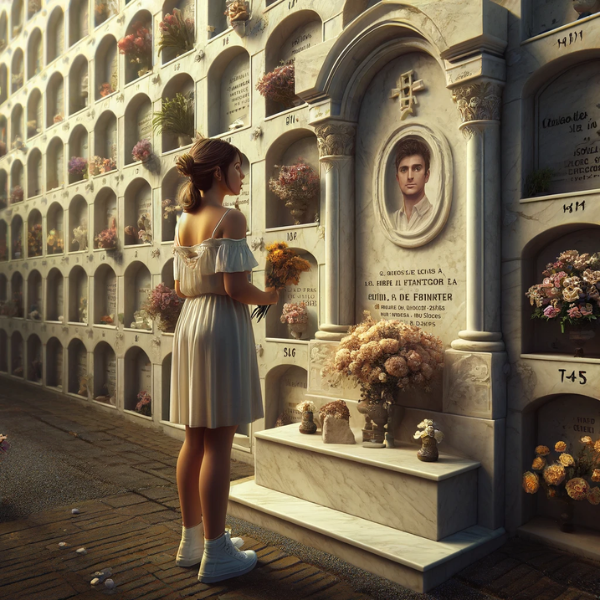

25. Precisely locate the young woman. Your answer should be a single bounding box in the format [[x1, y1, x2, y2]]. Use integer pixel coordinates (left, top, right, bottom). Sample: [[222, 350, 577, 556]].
[[170, 137, 279, 583]]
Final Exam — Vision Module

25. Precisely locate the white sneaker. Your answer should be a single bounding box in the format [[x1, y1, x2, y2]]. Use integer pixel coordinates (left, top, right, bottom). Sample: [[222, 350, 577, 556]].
[[176, 524, 244, 567], [198, 532, 257, 583]]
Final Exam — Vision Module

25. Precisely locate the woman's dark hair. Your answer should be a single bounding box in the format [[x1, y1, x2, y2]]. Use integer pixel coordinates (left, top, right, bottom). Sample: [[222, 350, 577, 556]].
[[394, 137, 431, 173], [175, 136, 242, 212]]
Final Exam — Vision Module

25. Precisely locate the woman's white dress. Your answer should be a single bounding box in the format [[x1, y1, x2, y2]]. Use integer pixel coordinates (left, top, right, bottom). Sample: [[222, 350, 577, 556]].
[[169, 209, 264, 428]]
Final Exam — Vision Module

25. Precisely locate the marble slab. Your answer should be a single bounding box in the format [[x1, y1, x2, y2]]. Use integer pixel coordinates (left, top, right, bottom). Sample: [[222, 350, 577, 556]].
[[229, 479, 506, 593]]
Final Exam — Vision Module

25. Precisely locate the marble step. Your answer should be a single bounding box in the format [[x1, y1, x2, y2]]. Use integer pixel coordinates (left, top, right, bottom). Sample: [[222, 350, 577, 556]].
[[255, 424, 480, 541], [228, 479, 506, 593]]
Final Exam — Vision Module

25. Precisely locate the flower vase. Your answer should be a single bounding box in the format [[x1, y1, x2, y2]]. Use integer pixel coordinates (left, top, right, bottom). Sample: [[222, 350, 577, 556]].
[[284, 198, 308, 225], [417, 436, 439, 462], [558, 499, 575, 533], [565, 321, 597, 358], [231, 20, 247, 37], [299, 411, 317, 434], [177, 134, 193, 147], [288, 322, 307, 339]]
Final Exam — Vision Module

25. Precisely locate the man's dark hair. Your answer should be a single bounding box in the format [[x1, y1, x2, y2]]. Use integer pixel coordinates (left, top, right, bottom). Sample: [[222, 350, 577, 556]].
[[394, 138, 431, 173]]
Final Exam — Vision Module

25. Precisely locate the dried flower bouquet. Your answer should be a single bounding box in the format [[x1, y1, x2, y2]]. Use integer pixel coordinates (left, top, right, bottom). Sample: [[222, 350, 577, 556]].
[[28, 223, 43, 256], [135, 391, 152, 416], [256, 62, 297, 108], [95, 218, 118, 249], [269, 159, 320, 224], [143, 283, 184, 333]]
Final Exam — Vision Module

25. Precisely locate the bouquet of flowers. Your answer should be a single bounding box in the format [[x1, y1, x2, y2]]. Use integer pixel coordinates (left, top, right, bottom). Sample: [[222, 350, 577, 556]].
[[280, 302, 308, 325], [526, 250, 600, 333], [256, 62, 297, 108], [28, 223, 43, 256], [68, 156, 88, 178], [158, 9, 194, 57], [414, 419, 444, 443], [99, 82, 114, 97], [250, 241, 311, 322], [162, 197, 183, 221], [72, 222, 88, 251], [118, 22, 152, 70], [53, 114, 63, 124], [0, 433, 10, 463], [10, 185, 23, 204], [135, 390, 152, 416], [132, 139, 152, 163], [46, 229, 64, 254], [100, 314, 114, 325], [269, 159, 320, 224], [323, 311, 445, 404], [143, 282, 184, 332], [95, 218, 118, 249], [225, 0, 250, 22], [88, 156, 116, 176]]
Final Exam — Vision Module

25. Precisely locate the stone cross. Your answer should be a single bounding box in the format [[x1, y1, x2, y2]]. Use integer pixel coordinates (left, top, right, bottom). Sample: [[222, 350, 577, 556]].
[[389, 70, 426, 120]]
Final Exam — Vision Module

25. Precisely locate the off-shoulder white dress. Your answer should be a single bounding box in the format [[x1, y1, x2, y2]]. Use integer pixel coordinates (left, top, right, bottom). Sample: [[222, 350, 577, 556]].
[[170, 209, 264, 428]]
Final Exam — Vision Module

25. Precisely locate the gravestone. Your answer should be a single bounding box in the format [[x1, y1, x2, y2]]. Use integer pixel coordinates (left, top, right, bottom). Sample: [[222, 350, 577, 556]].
[[137, 103, 153, 141], [278, 366, 307, 424], [106, 275, 117, 316], [280, 20, 321, 64], [220, 53, 250, 133]]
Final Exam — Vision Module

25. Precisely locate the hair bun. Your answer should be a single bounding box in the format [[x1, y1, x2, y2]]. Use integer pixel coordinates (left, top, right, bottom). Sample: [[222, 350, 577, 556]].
[[176, 153, 195, 178]]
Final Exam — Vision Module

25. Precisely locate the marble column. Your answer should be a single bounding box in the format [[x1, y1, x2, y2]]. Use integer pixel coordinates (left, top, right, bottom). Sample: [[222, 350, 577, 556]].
[[450, 81, 504, 353], [313, 121, 356, 342]]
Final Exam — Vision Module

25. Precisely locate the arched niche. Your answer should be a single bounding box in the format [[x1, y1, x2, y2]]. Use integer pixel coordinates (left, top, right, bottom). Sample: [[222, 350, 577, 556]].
[[11, 271, 23, 317], [93, 341, 116, 404], [46, 72, 64, 126], [526, 0, 585, 38], [0, 64, 7, 104], [159, 73, 194, 153], [46, 137, 64, 190], [27, 208, 42, 257], [93, 263, 116, 325], [123, 178, 152, 246], [93, 187, 117, 247], [26, 88, 42, 138], [123, 11, 152, 85], [68, 0, 89, 47], [27, 0, 40, 19], [94, 34, 118, 100], [0, 220, 6, 260], [265, 249, 318, 340], [11, 103, 23, 143], [69, 195, 88, 251], [0, 329, 7, 372], [10, 161, 23, 204], [207, 0, 227, 39], [265, 130, 321, 228], [0, 13, 7, 51], [26, 27, 42, 79], [68, 124, 89, 183], [10, 214, 23, 259], [27, 147, 42, 197], [264, 364, 308, 430], [11, 47, 23, 92], [67, 337, 88, 396], [160, 166, 183, 242], [161, 257, 175, 289], [10, 0, 23, 38], [123, 261, 152, 329], [46, 337, 63, 388], [27, 268, 42, 318], [223, 151, 250, 224], [522, 224, 600, 357], [93, 110, 117, 170], [11, 331, 23, 376], [263, 11, 321, 116], [26, 333, 42, 382], [0, 168, 6, 205], [0, 272, 6, 301], [124, 93, 152, 166], [207, 47, 250, 137], [68, 265, 88, 323], [46, 267, 64, 321], [160, 0, 195, 64], [47, 202, 64, 254], [47, 7, 64, 64], [124, 346, 152, 413], [161, 352, 171, 421], [95, 0, 117, 27], [68, 55, 89, 114]]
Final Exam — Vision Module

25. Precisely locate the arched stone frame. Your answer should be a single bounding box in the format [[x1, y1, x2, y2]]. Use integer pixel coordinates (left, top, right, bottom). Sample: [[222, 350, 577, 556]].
[[46, 136, 64, 191], [123, 260, 152, 329], [93, 263, 117, 325], [11, 271, 24, 317], [11, 47, 24, 92], [68, 264, 88, 323], [46, 71, 64, 126], [11, 102, 23, 142], [68, 0, 89, 47], [27, 147, 42, 197], [10, 0, 23, 39], [94, 34, 118, 101], [26, 27, 43, 79], [264, 364, 308, 432], [11, 331, 23, 376], [93, 110, 118, 168], [123, 10, 153, 85], [93, 186, 117, 247], [46, 337, 64, 388], [69, 194, 88, 251], [27, 208, 43, 257], [123, 346, 153, 414], [46, 7, 64, 65], [160, 0, 195, 64], [46, 201, 64, 255], [0, 219, 7, 259], [0, 272, 6, 299], [26, 333, 42, 382], [67, 336, 89, 396], [46, 267, 64, 321], [0, 12, 7, 50], [123, 177, 152, 246], [159, 73, 194, 153], [10, 214, 23, 259], [10, 159, 24, 201], [373, 122, 453, 248], [123, 92, 153, 166], [93, 340, 117, 405], [68, 124, 89, 183], [26, 268, 42, 318], [0, 63, 7, 104], [68, 54, 89, 114], [26, 88, 42, 138]]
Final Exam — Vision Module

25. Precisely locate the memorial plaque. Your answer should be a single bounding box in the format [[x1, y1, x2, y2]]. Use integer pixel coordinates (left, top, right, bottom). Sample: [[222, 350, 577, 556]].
[[139, 354, 152, 394], [280, 20, 321, 64], [279, 366, 308, 424], [537, 61, 600, 194], [56, 81, 64, 115], [136, 191, 152, 224], [106, 276, 117, 315], [220, 53, 250, 133], [137, 103, 153, 141]]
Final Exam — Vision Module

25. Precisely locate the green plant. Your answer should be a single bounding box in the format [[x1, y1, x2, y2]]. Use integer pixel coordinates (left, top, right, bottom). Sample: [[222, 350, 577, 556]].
[[152, 93, 194, 137], [524, 168, 553, 197], [158, 9, 194, 57]]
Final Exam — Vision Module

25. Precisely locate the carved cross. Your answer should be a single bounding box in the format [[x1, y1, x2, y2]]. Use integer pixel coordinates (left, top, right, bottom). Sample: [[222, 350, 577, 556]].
[[390, 70, 426, 120]]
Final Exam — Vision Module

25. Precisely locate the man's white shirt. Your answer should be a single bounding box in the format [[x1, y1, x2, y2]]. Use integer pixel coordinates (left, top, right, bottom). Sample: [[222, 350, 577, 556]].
[[391, 195, 433, 232]]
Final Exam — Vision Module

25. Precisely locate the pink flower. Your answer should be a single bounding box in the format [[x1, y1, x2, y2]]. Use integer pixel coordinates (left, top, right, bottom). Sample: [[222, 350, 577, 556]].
[[568, 306, 582, 319], [580, 303, 594, 316], [543, 305, 560, 318]]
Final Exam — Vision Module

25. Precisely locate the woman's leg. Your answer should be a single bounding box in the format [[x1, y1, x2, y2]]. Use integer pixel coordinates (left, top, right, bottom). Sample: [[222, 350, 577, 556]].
[[176, 425, 205, 527], [200, 425, 238, 540]]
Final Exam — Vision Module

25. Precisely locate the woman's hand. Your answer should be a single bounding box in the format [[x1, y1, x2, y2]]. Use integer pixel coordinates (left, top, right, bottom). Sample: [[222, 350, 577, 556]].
[[265, 286, 280, 305]]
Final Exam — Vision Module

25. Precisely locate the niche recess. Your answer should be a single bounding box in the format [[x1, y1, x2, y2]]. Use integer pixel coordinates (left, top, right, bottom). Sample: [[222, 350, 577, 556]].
[[67, 338, 88, 396], [47, 202, 64, 254], [69, 195, 88, 251], [68, 265, 88, 323], [94, 110, 117, 170], [0, 273, 6, 302], [68, 124, 89, 183], [11, 47, 23, 92], [124, 346, 152, 414], [0, 13, 7, 51], [161, 258, 175, 290], [93, 187, 117, 248], [46, 267, 64, 321], [124, 93, 152, 166], [94, 35, 118, 100], [159, 73, 194, 153], [11, 271, 24, 317], [69, 0, 89, 47], [123, 11, 152, 85], [264, 364, 308, 431], [46, 72, 65, 126], [47, 7, 64, 64], [46, 337, 63, 388], [47, 136, 64, 190], [0, 170, 6, 206], [68, 55, 89, 114], [27, 88, 42, 138], [11, 215, 23, 259], [0, 330, 7, 372], [11, 331, 23, 377], [0, 65, 7, 103], [10, 159, 23, 202], [160, 167, 182, 242], [95, 0, 117, 27], [27, 148, 42, 197], [93, 341, 116, 404], [0, 220, 6, 261], [27, 269, 42, 318], [26, 28, 42, 79], [161, 353, 171, 421], [526, 0, 592, 38], [124, 178, 152, 245], [11, 0, 23, 39], [27, 334, 42, 382], [160, 0, 195, 64], [94, 264, 117, 325], [123, 261, 152, 330], [11, 103, 23, 143], [265, 130, 321, 228], [27, 209, 42, 257], [207, 0, 227, 39]]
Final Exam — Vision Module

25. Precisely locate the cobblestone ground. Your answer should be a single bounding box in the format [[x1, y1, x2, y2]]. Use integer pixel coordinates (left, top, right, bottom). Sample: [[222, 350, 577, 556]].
[[1, 381, 600, 600]]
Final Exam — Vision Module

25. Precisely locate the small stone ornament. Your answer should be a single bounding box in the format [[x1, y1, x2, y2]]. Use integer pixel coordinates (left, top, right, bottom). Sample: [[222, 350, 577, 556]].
[[296, 400, 317, 434], [414, 419, 444, 462]]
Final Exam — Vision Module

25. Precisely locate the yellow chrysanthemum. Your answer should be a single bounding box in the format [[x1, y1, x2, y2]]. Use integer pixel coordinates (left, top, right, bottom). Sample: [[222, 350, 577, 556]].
[[522, 471, 539, 495], [554, 441, 567, 453], [566, 477, 589, 501], [535, 445, 550, 457], [543, 464, 566, 486], [595, 439, 600, 453], [587, 487, 600, 506], [592, 469, 600, 483], [532, 457, 546, 471], [581, 436, 593, 446], [558, 453, 575, 467]]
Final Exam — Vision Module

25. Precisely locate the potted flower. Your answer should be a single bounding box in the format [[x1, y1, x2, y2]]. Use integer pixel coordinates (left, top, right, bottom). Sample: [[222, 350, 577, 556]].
[[269, 159, 320, 224], [132, 139, 152, 163], [46, 229, 64, 254], [256, 62, 297, 109], [135, 390, 152, 416], [143, 282, 184, 333], [88, 155, 116, 176], [118, 21, 152, 76], [524, 168, 553, 197], [10, 185, 23, 204], [413, 419, 444, 462], [523, 438, 600, 532], [68, 156, 88, 181], [158, 9, 194, 59], [28, 223, 43, 256], [99, 82, 115, 97], [95, 217, 118, 249], [152, 92, 195, 147], [72, 220, 88, 251], [162, 197, 183, 222], [280, 301, 308, 339]]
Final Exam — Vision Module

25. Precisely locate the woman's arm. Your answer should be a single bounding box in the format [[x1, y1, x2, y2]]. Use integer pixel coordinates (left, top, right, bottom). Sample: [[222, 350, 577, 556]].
[[174, 280, 187, 299]]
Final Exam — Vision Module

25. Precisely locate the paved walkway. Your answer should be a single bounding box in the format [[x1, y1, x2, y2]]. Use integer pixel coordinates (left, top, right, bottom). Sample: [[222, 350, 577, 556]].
[[1, 382, 600, 600]]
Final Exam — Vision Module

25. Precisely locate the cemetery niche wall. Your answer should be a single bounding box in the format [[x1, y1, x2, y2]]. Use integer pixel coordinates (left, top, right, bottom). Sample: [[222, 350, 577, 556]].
[[1, 0, 600, 594]]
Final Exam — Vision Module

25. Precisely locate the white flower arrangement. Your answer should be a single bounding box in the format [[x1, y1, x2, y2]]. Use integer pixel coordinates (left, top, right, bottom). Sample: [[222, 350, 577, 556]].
[[413, 419, 444, 443], [296, 400, 316, 414]]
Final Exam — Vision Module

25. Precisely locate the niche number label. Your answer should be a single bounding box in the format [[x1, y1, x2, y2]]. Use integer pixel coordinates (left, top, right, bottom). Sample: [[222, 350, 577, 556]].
[[559, 369, 587, 385], [283, 347, 296, 358]]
